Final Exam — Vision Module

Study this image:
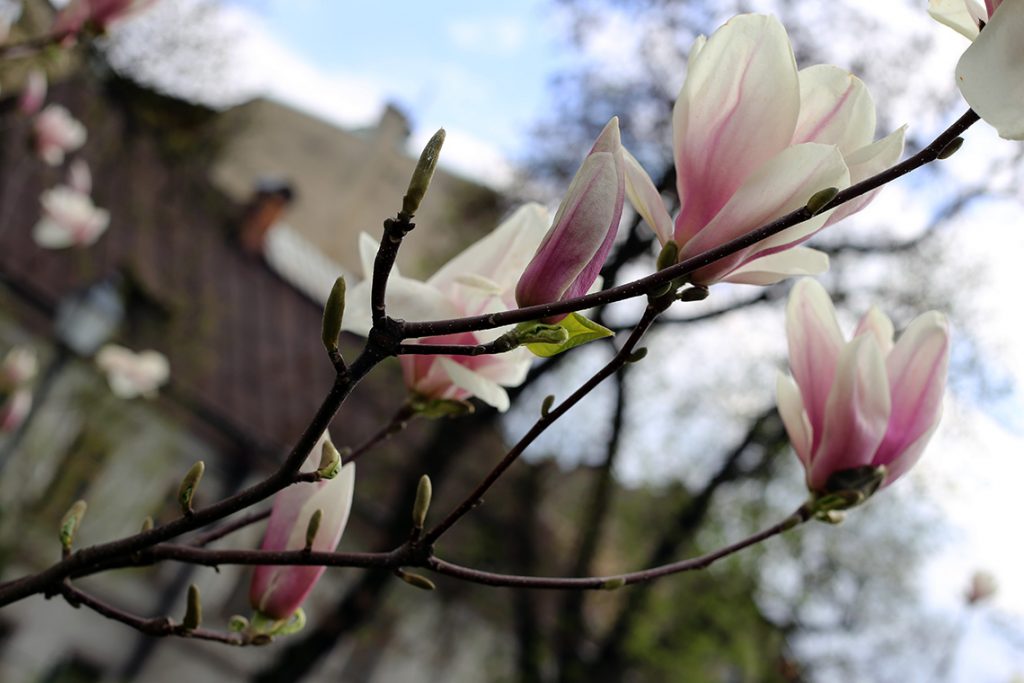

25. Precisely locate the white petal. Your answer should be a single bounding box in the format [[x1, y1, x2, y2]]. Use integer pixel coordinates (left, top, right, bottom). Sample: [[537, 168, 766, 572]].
[[777, 371, 813, 470], [722, 247, 828, 285], [928, 0, 983, 39], [622, 147, 674, 245], [793, 65, 875, 154], [955, 0, 1024, 140], [853, 307, 894, 356], [438, 357, 510, 411], [32, 218, 73, 249], [825, 125, 906, 226], [430, 203, 549, 296]]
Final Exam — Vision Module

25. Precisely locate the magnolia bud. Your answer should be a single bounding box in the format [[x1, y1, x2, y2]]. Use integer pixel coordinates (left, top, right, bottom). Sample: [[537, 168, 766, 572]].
[[182, 584, 202, 630], [304, 509, 322, 551], [60, 500, 87, 550], [178, 461, 205, 515], [317, 441, 342, 479], [412, 475, 432, 530], [402, 129, 446, 218], [322, 277, 346, 354]]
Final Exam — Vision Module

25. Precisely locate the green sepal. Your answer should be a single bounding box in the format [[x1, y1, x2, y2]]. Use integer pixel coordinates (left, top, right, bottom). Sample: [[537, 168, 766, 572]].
[[409, 395, 475, 419], [250, 608, 307, 637], [519, 313, 614, 358]]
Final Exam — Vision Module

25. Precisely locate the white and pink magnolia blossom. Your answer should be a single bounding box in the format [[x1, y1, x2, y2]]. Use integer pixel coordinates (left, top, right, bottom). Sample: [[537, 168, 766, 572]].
[[52, 0, 157, 36], [33, 185, 109, 249], [250, 432, 355, 620], [777, 279, 949, 493], [0, 347, 38, 392], [929, 0, 1024, 140], [68, 159, 92, 194], [625, 14, 905, 286], [343, 204, 550, 411], [515, 118, 624, 318], [0, 347, 36, 434], [32, 105, 86, 166], [18, 68, 47, 116], [95, 344, 169, 399], [0, 390, 32, 433]]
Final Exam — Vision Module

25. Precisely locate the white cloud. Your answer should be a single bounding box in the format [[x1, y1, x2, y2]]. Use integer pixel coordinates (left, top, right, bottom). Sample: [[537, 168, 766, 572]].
[[447, 16, 527, 55], [409, 126, 514, 190]]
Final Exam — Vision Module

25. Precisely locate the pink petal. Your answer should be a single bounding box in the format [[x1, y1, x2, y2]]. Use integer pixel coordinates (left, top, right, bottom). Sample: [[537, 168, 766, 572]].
[[793, 65, 875, 154], [672, 14, 800, 245], [873, 312, 949, 480], [679, 143, 848, 284], [785, 278, 845, 449], [809, 335, 891, 491]]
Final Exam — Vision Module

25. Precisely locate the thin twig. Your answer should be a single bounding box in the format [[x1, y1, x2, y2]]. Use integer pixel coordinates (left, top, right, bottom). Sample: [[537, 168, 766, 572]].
[[191, 508, 271, 548], [422, 300, 667, 546], [426, 503, 813, 590], [342, 403, 416, 466], [400, 109, 980, 340], [60, 582, 249, 645]]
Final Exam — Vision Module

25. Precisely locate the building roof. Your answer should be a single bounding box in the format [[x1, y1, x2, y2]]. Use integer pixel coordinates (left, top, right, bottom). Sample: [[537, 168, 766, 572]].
[[0, 76, 391, 459]]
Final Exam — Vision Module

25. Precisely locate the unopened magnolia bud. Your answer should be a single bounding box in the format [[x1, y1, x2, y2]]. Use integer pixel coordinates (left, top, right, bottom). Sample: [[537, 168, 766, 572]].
[[396, 569, 436, 591], [412, 475, 432, 530], [541, 394, 555, 417], [656, 240, 679, 271], [228, 615, 250, 632], [59, 500, 87, 550], [317, 441, 342, 479], [678, 285, 709, 302], [183, 584, 202, 630], [140, 516, 153, 533], [304, 509, 322, 551], [402, 128, 446, 218], [937, 137, 964, 160], [178, 461, 205, 515], [602, 577, 626, 591], [322, 277, 346, 354], [805, 187, 839, 216], [626, 348, 648, 363]]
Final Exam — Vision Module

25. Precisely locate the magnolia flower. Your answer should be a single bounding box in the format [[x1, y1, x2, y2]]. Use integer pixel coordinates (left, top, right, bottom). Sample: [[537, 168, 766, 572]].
[[33, 185, 110, 249], [18, 68, 47, 116], [515, 118, 624, 316], [250, 433, 355, 620], [52, 0, 157, 36], [343, 204, 549, 411], [778, 279, 949, 494], [68, 159, 92, 194], [0, 390, 31, 433], [95, 344, 169, 399], [0, 347, 37, 434], [929, 0, 1024, 140], [33, 105, 86, 166], [0, 347, 38, 392], [625, 14, 904, 286]]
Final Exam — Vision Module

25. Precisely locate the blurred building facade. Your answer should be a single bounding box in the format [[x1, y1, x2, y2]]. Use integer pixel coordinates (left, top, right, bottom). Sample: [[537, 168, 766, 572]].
[[0, 65, 504, 682]]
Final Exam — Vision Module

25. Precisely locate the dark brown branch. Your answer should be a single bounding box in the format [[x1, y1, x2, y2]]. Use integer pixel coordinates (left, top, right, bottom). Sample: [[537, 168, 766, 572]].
[[401, 109, 980, 340], [370, 215, 415, 327], [191, 508, 271, 547]]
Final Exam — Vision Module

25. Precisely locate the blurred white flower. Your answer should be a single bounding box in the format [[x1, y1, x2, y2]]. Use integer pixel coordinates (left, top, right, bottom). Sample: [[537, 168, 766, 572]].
[[95, 344, 169, 399], [33, 185, 110, 249], [0, 346, 38, 391], [33, 105, 86, 166], [18, 68, 47, 116]]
